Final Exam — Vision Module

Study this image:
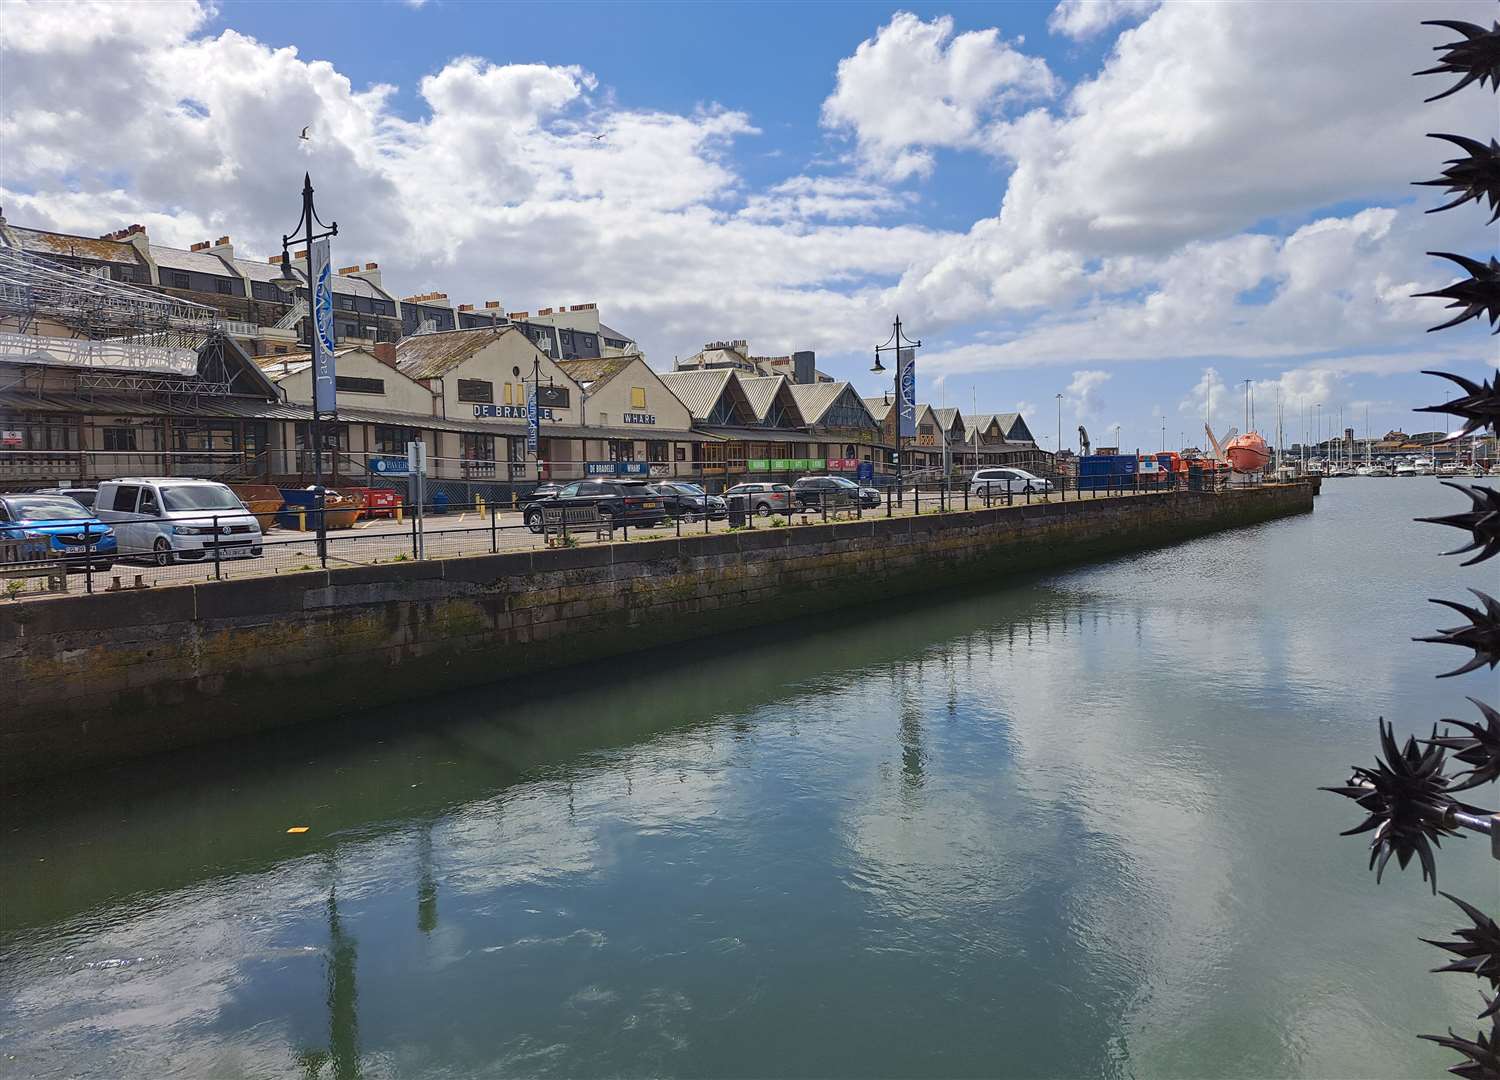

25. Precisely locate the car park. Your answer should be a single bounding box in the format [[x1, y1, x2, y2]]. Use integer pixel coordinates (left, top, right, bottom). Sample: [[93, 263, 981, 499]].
[[792, 475, 880, 510], [0, 493, 116, 571], [968, 467, 1053, 497], [35, 486, 99, 509], [95, 478, 264, 566], [724, 482, 793, 517], [651, 481, 726, 521], [522, 479, 666, 533]]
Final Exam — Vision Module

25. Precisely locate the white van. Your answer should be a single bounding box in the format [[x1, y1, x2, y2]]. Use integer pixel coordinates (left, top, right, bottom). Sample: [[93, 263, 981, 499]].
[[95, 478, 264, 566], [968, 467, 1054, 496]]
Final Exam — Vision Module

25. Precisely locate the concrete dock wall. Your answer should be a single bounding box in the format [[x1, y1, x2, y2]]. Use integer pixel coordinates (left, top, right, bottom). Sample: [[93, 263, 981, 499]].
[[1, 484, 1315, 780]]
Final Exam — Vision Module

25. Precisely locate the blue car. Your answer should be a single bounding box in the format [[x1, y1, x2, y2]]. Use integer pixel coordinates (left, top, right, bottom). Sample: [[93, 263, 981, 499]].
[[0, 493, 117, 571]]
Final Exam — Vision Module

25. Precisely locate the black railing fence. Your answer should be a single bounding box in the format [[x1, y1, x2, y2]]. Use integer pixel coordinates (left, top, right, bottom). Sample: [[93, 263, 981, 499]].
[[0, 470, 1293, 598]]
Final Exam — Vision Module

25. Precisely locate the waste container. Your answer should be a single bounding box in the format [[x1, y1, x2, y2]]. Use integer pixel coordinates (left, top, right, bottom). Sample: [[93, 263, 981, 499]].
[[726, 493, 747, 528], [432, 490, 449, 515]]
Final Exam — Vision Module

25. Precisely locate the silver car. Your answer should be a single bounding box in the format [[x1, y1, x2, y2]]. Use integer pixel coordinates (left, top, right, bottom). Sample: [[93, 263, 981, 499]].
[[969, 467, 1053, 497], [95, 478, 264, 566]]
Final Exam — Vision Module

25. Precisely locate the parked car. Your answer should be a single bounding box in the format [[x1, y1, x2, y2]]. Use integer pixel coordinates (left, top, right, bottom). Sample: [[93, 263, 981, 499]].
[[95, 478, 264, 566], [969, 467, 1054, 497], [724, 482, 793, 517], [0, 493, 116, 571], [792, 475, 881, 510], [522, 479, 666, 533], [523, 482, 565, 505], [651, 481, 726, 521], [34, 486, 99, 509]]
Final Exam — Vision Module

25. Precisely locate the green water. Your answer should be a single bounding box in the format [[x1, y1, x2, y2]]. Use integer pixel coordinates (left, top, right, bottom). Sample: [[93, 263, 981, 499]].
[[1, 479, 1495, 1079]]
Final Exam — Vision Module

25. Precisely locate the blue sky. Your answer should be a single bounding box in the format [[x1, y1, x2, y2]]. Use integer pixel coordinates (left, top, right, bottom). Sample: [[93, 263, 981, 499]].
[[2, 0, 1496, 452]]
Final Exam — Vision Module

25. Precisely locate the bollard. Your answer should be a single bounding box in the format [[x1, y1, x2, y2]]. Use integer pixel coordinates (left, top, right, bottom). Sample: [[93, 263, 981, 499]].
[[476, 495, 485, 516], [411, 509, 419, 560], [297, 511, 306, 531], [213, 514, 222, 580], [83, 524, 94, 594], [886, 487, 892, 518], [490, 505, 498, 553]]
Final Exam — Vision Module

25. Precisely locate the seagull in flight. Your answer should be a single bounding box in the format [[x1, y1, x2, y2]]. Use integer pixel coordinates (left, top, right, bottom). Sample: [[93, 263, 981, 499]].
[[299, 126, 311, 141], [591, 132, 606, 142]]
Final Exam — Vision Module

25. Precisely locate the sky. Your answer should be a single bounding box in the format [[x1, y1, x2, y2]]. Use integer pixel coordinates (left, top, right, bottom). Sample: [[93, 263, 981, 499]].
[[1, 0, 1496, 452]]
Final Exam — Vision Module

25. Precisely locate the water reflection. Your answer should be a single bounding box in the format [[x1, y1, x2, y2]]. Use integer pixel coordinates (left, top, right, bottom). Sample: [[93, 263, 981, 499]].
[[0, 482, 1494, 1078]]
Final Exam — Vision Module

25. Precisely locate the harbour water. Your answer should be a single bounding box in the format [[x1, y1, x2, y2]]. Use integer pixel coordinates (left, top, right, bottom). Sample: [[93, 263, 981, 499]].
[[1, 478, 1494, 1078]]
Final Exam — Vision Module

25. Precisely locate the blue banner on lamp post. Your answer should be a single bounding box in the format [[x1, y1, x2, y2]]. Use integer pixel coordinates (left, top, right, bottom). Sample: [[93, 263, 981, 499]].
[[898, 347, 916, 439], [310, 238, 337, 416], [526, 388, 539, 453]]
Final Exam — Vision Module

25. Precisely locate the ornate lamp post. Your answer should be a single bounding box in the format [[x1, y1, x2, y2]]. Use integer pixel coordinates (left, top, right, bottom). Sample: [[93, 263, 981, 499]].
[[872, 316, 920, 504], [274, 173, 337, 559]]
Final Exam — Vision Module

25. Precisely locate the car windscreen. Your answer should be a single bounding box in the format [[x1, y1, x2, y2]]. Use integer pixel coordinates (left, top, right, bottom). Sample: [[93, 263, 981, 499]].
[[668, 483, 705, 495], [3, 496, 91, 522], [829, 477, 858, 488], [161, 485, 243, 512]]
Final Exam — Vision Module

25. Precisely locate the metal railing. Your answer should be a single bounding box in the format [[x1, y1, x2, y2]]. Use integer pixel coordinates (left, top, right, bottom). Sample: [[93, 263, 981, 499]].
[[0, 471, 1293, 600]]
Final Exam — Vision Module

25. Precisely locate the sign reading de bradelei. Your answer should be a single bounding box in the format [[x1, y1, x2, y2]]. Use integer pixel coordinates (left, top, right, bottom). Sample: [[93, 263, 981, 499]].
[[898, 347, 916, 440], [310, 238, 337, 417]]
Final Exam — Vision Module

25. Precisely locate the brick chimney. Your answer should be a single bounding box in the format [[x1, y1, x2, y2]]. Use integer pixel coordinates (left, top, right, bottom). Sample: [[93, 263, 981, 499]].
[[372, 341, 398, 368], [484, 300, 501, 309], [212, 235, 234, 261], [190, 241, 210, 252], [348, 261, 382, 289]]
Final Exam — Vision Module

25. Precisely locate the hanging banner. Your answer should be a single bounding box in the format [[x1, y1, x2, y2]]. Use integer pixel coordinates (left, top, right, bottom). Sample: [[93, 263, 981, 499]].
[[526, 388, 539, 453], [310, 238, 337, 416], [898, 347, 916, 439]]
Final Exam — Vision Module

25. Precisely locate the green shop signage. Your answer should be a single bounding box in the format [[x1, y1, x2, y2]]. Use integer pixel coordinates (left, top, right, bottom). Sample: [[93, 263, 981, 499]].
[[747, 458, 825, 471]]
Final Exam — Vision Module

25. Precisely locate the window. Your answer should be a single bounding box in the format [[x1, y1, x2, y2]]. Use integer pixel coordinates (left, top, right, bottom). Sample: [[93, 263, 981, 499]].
[[337, 295, 356, 311], [457, 379, 493, 404], [460, 433, 494, 461], [608, 440, 634, 462], [335, 375, 385, 395], [138, 487, 161, 515], [584, 336, 596, 349], [503, 383, 513, 406], [102, 426, 137, 451], [252, 281, 281, 301], [557, 482, 582, 498], [336, 321, 359, 340], [112, 266, 138, 284], [214, 278, 232, 294], [168, 271, 190, 290], [630, 386, 647, 410], [374, 425, 421, 455], [109, 485, 140, 512], [577, 482, 606, 496], [647, 440, 669, 463]]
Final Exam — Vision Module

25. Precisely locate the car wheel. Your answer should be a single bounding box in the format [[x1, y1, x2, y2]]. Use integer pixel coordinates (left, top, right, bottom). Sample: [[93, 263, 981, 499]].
[[153, 537, 174, 567], [526, 509, 543, 533], [756, 502, 771, 517]]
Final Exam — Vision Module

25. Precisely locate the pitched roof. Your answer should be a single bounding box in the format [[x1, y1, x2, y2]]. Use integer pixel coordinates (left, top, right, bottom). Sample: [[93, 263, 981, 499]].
[[658, 368, 735, 420], [598, 322, 633, 343], [788, 381, 870, 427], [932, 407, 964, 434], [556, 354, 637, 391], [395, 326, 511, 379], [862, 396, 894, 422], [4, 226, 145, 267], [738, 375, 806, 427], [153, 244, 238, 276]]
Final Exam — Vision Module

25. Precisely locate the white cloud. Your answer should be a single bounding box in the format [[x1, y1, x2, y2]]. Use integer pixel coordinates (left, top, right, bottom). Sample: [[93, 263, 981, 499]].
[[1065, 369, 1111, 419], [1047, 0, 1159, 41], [738, 175, 914, 224], [820, 12, 1056, 181]]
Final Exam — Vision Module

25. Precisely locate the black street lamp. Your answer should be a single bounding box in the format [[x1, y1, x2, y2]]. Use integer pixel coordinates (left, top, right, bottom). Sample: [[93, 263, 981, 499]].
[[872, 315, 920, 505], [274, 172, 337, 559]]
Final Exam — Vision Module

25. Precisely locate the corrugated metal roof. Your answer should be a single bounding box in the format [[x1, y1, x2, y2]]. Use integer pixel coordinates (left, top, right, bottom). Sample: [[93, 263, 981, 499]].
[[658, 369, 734, 421], [153, 245, 237, 277], [932, 407, 964, 434], [738, 376, 787, 421], [786, 381, 860, 426], [862, 396, 894, 422], [4, 227, 144, 266], [556, 355, 635, 390], [395, 327, 510, 379]]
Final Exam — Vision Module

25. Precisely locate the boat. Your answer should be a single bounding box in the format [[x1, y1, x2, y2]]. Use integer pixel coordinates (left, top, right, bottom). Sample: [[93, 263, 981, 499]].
[[1355, 464, 1373, 477], [1225, 431, 1270, 473], [1436, 462, 1464, 478], [1394, 461, 1419, 478], [1470, 463, 1489, 477], [1367, 464, 1393, 477], [1413, 456, 1436, 476], [1305, 459, 1326, 477]]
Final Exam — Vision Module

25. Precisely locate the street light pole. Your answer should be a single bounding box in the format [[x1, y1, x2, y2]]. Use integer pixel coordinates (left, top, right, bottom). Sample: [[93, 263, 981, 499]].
[[872, 315, 920, 506], [1056, 392, 1063, 462], [274, 172, 337, 561]]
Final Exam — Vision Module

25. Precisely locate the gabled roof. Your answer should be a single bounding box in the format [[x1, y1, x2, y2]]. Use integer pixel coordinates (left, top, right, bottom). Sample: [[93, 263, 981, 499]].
[[395, 326, 511, 379], [254, 347, 365, 384], [787, 381, 875, 428], [932, 407, 965, 436], [658, 368, 759, 424], [862, 396, 894, 422], [556, 354, 637, 391], [738, 375, 806, 427]]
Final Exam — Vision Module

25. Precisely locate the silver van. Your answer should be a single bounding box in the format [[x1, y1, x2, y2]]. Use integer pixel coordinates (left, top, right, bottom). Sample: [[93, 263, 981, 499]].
[[95, 478, 263, 566]]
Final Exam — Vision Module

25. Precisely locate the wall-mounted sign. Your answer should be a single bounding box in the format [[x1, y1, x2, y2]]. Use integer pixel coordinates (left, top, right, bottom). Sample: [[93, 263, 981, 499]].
[[368, 455, 409, 476], [474, 403, 556, 422], [747, 458, 825, 471], [537, 385, 570, 409], [1, 429, 22, 448], [585, 461, 650, 476], [622, 412, 656, 425], [857, 461, 875, 483]]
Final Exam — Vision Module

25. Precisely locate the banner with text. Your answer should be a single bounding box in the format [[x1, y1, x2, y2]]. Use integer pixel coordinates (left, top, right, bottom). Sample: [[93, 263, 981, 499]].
[[898, 347, 916, 439], [311, 238, 337, 416]]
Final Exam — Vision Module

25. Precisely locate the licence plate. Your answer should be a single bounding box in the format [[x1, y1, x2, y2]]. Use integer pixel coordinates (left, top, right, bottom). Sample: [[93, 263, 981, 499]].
[[643, 501, 661, 509]]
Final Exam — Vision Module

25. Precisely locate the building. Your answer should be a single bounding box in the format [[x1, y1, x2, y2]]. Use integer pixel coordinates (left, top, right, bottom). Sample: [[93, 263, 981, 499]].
[[962, 412, 1052, 473], [673, 340, 826, 384]]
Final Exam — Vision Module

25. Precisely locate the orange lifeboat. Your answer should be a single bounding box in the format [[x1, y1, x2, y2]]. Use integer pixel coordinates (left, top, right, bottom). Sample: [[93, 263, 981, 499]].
[[1225, 431, 1270, 473]]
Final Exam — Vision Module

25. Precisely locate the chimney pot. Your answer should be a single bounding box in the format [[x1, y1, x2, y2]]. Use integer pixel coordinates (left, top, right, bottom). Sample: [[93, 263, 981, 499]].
[[190, 241, 208, 251], [294, 249, 307, 260], [484, 300, 500, 309], [215, 235, 230, 245], [365, 262, 377, 270], [458, 304, 473, 312], [337, 265, 360, 275]]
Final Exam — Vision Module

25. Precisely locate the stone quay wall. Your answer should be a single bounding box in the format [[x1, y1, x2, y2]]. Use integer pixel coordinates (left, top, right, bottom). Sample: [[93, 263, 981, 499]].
[[1, 484, 1315, 781]]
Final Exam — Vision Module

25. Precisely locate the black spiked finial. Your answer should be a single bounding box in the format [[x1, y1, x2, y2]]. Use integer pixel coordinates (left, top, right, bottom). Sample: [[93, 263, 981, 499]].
[[1415, 134, 1500, 224], [1415, 19, 1500, 101], [1423, 892, 1500, 1013], [1417, 371, 1500, 439], [1426, 699, 1500, 793], [1413, 253, 1500, 334], [1321, 719, 1465, 892], [1417, 590, 1500, 678], [1417, 483, 1500, 565], [1418, 1011, 1500, 1080]]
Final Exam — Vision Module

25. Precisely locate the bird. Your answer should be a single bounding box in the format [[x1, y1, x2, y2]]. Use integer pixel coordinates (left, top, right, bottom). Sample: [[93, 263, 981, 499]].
[[299, 126, 310, 141], [591, 133, 606, 142]]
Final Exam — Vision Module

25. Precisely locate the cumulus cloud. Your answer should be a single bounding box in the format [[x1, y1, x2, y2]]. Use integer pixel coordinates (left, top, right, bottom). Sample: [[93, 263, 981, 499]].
[[1047, 0, 1159, 41], [739, 176, 915, 224], [1065, 369, 1111, 419], [821, 12, 1056, 181]]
